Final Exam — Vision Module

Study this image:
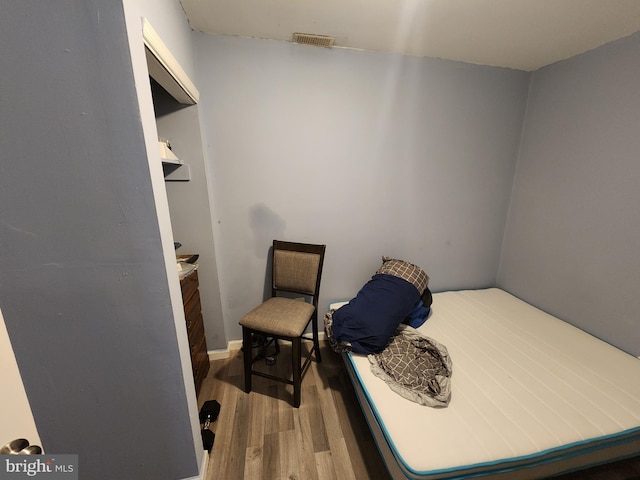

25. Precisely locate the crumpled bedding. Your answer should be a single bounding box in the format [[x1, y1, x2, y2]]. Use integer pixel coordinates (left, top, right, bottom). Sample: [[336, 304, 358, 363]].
[[324, 307, 352, 353], [325, 256, 431, 354], [368, 324, 452, 407]]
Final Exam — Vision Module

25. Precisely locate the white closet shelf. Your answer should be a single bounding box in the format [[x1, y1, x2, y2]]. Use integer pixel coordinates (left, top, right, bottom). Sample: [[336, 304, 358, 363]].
[[159, 141, 183, 165]]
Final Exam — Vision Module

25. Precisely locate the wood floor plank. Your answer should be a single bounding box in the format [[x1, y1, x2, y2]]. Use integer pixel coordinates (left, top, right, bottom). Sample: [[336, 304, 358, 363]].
[[227, 347, 244, 377], [310, 361, 344, 442], [211, 375, 250, 480], [293, 408, 320, 480], [207, 377, 240, 479], [244, 445, 263, 480], [262, 431, 281, 479], [247, 388, 266, 449], [302, 385, 330, 453], [264, 385, 283, 435], [197, 355, 229, 424], [315, 450, 338, 480], [276, 385, 295, 432], [328, 436, 357, 480], [279, 429, 300, 480]]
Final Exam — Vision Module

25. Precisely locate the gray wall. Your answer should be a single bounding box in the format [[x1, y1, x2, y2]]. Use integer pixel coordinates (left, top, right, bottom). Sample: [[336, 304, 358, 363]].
[[0, 2, 199, 478], [498, 32, 640, 356], [193, 34, 530, 342]]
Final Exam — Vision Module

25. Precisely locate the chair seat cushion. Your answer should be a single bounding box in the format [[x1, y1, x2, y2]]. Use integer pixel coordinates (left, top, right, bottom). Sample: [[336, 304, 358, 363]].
[[239, 297, 315, 337]]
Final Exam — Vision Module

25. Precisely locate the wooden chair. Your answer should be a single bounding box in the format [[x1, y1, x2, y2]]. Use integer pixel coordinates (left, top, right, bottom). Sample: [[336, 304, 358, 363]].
[[239, 240, 326, 407]]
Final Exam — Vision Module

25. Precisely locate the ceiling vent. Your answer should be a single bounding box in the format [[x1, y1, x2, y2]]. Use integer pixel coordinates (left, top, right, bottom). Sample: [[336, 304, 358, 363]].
[[292, 33, 335, 48]]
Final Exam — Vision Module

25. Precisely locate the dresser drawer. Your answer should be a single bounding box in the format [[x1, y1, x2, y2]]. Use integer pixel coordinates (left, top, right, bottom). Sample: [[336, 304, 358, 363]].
[[184, 290, 202, 331], [178, 264, 209, 395], [191, 334, 209, 393], [187, 313, 205, 348], [180, 269, 199, 304]]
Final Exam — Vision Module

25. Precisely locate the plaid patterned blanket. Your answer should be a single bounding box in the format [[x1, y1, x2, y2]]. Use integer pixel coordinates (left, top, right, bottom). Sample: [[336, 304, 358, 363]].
[[376, 256, 429, 294], [368, 324, 452, 407]]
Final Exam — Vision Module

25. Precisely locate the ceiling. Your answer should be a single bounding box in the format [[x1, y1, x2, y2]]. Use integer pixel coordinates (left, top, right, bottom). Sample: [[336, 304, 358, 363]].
[[179, 0, 640, 71]]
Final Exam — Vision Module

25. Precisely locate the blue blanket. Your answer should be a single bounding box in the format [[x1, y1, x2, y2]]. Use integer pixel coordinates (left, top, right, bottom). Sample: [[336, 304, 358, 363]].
[[331, 273, 420, 354]]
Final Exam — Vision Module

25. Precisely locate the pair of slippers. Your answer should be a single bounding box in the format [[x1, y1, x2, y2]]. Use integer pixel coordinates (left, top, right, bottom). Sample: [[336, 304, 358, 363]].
[[199, 400, 220, 453]]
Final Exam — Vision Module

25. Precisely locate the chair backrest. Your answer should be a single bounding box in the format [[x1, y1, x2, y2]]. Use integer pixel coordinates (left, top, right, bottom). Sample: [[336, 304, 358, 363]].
[[272, 240, 326, 306]]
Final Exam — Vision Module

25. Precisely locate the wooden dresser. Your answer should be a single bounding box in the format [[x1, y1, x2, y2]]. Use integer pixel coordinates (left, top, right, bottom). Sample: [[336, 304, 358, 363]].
[[180, 268, 209, 395]]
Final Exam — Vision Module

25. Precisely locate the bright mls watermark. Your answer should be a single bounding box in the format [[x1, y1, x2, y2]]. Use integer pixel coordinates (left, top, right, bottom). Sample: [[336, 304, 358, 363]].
[[0, 456, 77, 480]]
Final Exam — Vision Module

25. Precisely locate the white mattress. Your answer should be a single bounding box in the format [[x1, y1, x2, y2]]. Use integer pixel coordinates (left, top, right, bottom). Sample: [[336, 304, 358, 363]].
[[339, 288, 640, 479]]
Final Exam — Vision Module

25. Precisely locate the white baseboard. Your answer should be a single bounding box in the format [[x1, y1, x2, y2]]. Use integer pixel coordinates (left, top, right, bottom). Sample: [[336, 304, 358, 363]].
[[199, 451, 209, 480], [208, 341, 242, 361], [208, 333, 325, 361]]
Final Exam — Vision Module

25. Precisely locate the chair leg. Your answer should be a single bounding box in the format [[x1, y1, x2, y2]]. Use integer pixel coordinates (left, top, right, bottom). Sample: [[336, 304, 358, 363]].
[[292, 337, 301, 408], [312, 315, 322, 363], [242, 327, 253, 394]]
